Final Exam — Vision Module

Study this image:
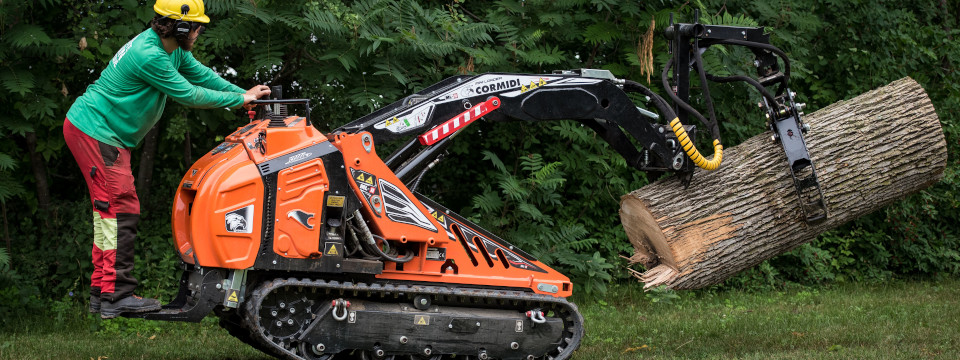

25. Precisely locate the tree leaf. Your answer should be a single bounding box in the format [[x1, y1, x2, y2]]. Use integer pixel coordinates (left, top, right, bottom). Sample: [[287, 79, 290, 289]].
[[0, 247, 9, 268], [0, 174, 25, 203], [0, 68, 36, 95], [583, 22, 621, 45], [0, 153, 16, 172], [4, 24, 53, 48], [481, 150, 508, 174]]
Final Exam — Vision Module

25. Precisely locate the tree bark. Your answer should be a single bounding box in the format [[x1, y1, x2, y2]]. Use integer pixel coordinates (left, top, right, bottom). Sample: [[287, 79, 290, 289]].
[[620, 77, 948, 290], [24, 132, 51, 224], [136, 125, 159, 210]]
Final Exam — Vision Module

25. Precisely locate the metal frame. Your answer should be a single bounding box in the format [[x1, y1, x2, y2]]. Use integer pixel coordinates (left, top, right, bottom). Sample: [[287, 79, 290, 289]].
[[334, 71, 698, 187], [665, 11, 827, 223]]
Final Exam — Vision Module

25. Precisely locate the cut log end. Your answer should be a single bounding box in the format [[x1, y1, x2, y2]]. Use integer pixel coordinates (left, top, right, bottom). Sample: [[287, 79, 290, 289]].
[[619, 197, 671, 269]]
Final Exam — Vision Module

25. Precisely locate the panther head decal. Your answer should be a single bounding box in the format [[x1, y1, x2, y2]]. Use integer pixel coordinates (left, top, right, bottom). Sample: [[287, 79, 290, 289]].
[[225, 213, 247, 232], [224, 205, 253, 233]]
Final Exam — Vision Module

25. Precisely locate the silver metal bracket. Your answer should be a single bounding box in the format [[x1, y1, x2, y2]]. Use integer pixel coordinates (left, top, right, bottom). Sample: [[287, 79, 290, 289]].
[[550, 68, 616, 81], [766, 89, 828, 223], [222, 268, 248, 308]]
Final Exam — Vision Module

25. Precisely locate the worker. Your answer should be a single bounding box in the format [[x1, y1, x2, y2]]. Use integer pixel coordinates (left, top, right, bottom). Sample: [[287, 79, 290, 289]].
[[62, 0, 270, 319]]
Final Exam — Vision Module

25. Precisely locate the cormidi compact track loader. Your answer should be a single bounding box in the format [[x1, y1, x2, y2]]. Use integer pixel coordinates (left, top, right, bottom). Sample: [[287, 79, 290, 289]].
[[127, 18, 826, 360]]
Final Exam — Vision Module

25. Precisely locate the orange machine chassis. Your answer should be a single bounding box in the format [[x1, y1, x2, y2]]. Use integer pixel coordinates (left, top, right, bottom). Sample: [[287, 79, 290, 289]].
[[173, 114, 572, 297]]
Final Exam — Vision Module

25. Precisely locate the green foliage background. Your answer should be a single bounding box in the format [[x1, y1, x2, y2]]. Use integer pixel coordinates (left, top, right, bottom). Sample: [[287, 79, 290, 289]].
[[0, 0, 956, 319]]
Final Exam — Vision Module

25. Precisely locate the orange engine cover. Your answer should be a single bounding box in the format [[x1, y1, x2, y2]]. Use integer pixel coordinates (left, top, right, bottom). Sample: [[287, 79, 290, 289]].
[[273, 158, 328, 258], [172, 142, 264, 269], [172, 116, 333, 269]]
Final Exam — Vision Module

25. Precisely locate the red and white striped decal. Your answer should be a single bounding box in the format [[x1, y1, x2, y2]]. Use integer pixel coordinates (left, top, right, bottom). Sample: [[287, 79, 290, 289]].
[[418, 97, 500, 146]]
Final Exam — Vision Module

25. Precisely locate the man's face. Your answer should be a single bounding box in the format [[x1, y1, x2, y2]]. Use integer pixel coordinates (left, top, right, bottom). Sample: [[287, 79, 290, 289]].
[[177, 24, 205, 51]]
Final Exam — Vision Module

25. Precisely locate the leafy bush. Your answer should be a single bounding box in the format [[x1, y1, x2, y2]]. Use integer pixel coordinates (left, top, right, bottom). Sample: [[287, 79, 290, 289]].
[[0, 248, 8, 269], [0, 197, 183, 320], [0, 263, 42, 326], [469, 150, 616, 296]]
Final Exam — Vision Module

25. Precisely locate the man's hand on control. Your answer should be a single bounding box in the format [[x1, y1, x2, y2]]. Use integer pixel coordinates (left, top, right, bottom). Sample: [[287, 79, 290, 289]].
[[242, 85, 271, 110]]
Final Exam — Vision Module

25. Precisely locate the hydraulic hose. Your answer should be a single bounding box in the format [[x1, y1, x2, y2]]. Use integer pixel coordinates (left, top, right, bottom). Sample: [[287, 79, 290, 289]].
[[367, 233, 414, 263], [626, 63, 726, 172], [622, 80, 675, 120], [671, 118, 723, 170], [624, 79, 724, 171], [691, 45, 721, 141], [703, 72, 779, 110], [701, 38, 792, 88], [352, 210, 414, 263], [344, 222, 368, 257], [631, 37, 793, 172], [660, 58, 715, 134]]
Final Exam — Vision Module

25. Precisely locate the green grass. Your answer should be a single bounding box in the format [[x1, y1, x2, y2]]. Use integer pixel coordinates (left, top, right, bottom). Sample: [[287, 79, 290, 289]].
[[1, 279, 958, 359], [0, 315, 267, 360], [578, 279, 960, 359]]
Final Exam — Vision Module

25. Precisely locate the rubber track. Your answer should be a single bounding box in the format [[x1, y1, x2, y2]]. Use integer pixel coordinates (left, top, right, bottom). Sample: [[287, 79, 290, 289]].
[[237, 278, 585, 360]]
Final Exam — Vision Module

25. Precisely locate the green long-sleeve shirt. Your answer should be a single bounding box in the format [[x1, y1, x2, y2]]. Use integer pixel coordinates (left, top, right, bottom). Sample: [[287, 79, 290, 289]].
[[67, 28, 245, 148]]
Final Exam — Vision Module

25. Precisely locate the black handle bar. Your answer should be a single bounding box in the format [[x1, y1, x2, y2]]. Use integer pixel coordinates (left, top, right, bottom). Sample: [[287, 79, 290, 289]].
[[249, 99, 311, 105], [249, 99, 312, 125]]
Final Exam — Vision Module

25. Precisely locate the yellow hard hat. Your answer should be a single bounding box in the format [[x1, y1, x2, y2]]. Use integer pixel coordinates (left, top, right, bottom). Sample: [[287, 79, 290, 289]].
[[154, 0, 209, 23]]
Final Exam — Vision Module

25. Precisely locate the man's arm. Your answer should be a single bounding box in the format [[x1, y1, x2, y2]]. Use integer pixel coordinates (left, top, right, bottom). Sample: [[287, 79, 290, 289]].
[[178, 51, 246, 94], [139, 53, 244, 109]]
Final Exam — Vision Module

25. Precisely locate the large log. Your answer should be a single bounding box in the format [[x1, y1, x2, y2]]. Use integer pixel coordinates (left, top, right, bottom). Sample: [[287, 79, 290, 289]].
[[620, 77, 947, 290]]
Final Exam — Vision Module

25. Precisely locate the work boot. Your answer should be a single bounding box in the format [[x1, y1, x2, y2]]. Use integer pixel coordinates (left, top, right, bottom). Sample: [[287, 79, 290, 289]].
[[89, 295, 101, 314], [100, 294, 161, 319]]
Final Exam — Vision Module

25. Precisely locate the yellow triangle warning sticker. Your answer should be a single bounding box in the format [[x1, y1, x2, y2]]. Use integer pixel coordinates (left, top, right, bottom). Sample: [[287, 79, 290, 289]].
[[327, 243, 340, 256], [356, 173, 373, 184], [227, 290, 238, 303], [415, 315, 429, 325]]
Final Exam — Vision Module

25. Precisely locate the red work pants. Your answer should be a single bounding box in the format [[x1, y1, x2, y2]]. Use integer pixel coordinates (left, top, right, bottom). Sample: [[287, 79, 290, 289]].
[[63, 118, 140, 302]]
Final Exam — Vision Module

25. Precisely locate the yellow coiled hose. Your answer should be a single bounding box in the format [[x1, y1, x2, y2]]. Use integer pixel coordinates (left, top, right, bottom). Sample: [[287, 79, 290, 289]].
[[669, 117, 723, 171]]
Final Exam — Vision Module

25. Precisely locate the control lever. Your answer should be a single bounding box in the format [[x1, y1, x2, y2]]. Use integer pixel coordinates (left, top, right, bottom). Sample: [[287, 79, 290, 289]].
[[249, 98, 313, 128]]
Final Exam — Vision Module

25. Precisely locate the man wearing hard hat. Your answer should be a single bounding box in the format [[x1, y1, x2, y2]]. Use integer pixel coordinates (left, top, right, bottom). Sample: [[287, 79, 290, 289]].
[[63, 0, 270, 319]]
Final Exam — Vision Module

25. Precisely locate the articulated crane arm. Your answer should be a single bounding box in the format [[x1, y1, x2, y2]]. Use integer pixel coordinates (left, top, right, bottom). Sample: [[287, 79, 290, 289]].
[[327, 15, 825, 222], [333, 70, 698, 189]]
